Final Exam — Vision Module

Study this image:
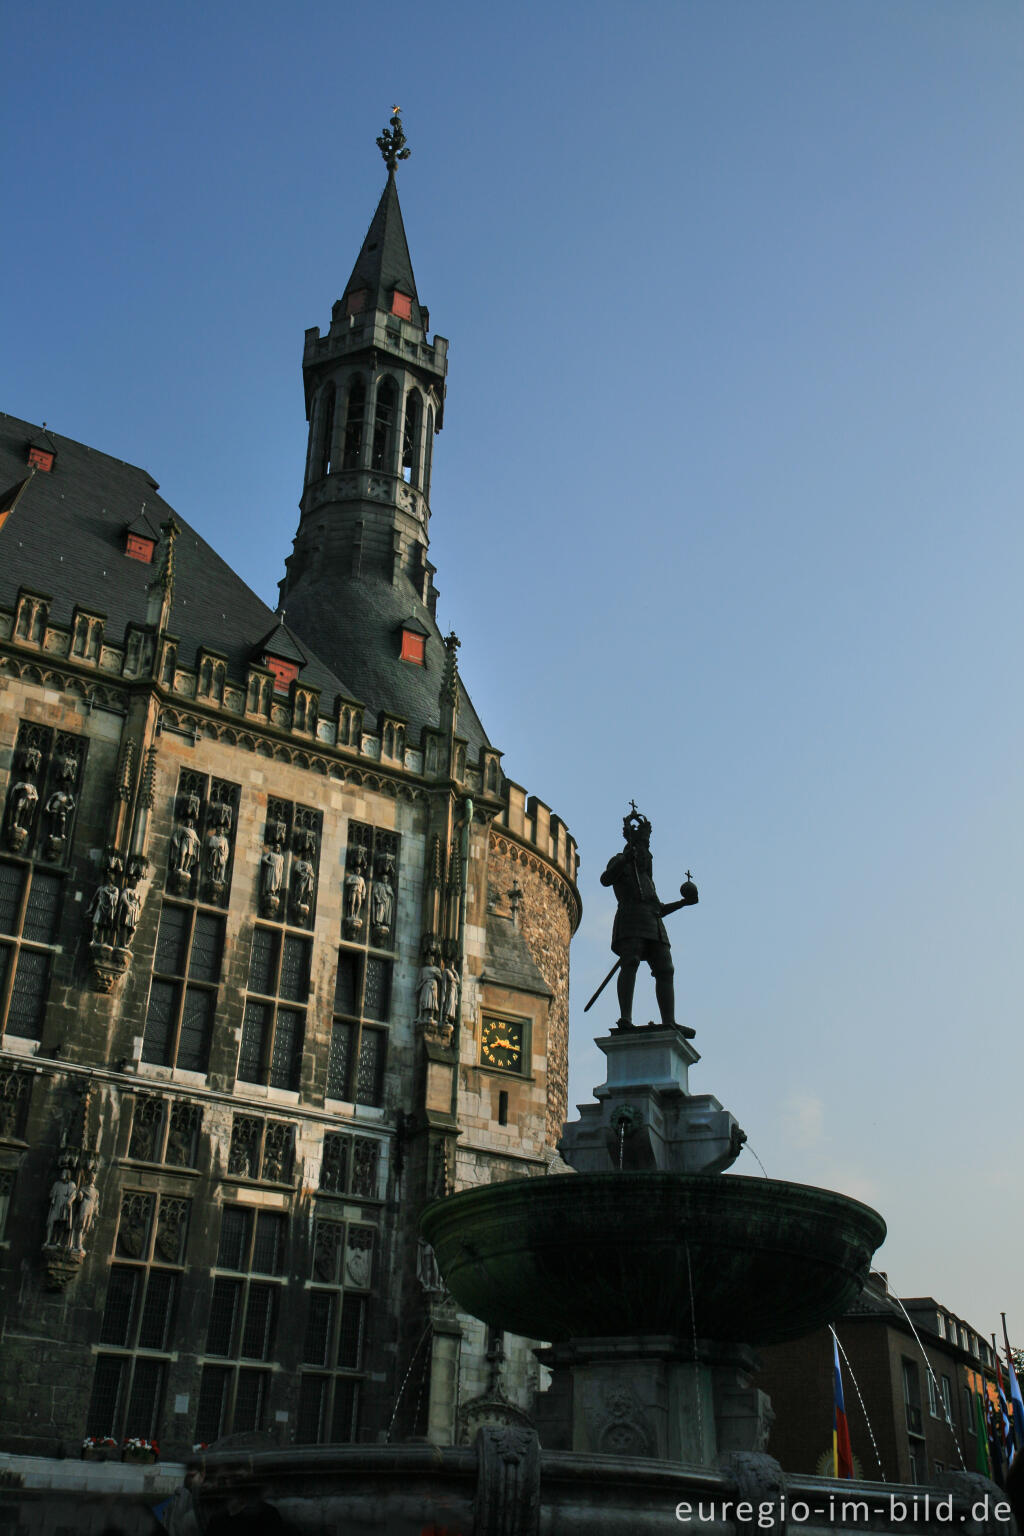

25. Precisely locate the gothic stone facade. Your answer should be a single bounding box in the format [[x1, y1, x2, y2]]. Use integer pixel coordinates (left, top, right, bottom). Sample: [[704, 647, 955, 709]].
[[0, 167, 579, 1460]]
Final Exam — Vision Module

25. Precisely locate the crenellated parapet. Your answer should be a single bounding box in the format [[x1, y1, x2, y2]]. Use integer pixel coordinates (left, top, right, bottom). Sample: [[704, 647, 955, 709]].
[[0, 598, 579, 904]]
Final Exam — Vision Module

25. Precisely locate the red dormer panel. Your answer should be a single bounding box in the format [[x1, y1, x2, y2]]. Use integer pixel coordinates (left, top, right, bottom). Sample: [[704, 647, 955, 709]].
[[125, 533, 156, 563], [390, 291, 413, 320], [346, 289, 368, 317], [400, 630, 426, 665], [265, 656, 300, 693], [28, 448, 54, 472]]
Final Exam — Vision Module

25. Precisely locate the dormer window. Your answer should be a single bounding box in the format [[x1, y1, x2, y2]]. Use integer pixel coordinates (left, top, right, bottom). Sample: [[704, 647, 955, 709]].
[[26, 429, 57, 473], [265, 657, 299, 693], [398, 616, 429, 666], [124, 509, 159, 563], [125, 533, 156, 563], [390, 291, 413, 320], [346, 289, 368, 317]]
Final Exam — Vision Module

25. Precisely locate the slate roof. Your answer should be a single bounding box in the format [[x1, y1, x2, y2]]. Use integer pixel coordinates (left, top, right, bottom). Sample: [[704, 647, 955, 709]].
[[341, 173, 423, 329], [282, 568, 491, 756], [0, 413, 354, 705], [480, 910, 552, 999]]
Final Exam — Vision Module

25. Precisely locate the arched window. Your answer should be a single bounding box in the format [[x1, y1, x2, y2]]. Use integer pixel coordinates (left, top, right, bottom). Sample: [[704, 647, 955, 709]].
[[423, 405, 435, 498], [342, 379, 366, 470], [318, 384, 336, 479], [371, 378, 397, 474], [402, 391, 422, 486]]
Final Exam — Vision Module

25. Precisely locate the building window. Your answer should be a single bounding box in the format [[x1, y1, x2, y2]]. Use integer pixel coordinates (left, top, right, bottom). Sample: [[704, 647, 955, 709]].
[[927, 1372, 939, 1417], [318, 383, 336, 479], [936, 1313, 945, 1340], [126, 1095, 201, 1167], [390, 291, 412, 320], [0, 1168, 14, 1240], [964, 1386, 976, 1433], [226, 1115, 295, 1184], [902, 1358, 922, 1437], [941, 1375, 953, 1419], [371, 378, 397, 473], [319, 1133, 382, 1200], [401, 389, 421, 485], [328, 824, 399, 1107], [87, 1192, 191, 1443], [141, 905, 225, 1072], [238, 927, 310, 1090], [0, 859, 62, 1040], [345, 290, 367, 318], [296, 1217, 375, 1444], [0, 1068, 32, 1139], [342, 378, 366, 469], [193, 1208, 288, 1442]]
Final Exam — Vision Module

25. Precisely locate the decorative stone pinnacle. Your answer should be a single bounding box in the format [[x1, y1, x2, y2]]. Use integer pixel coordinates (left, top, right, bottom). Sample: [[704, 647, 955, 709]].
[[440, 631, 461, 709], [376, 107, 411, 174]]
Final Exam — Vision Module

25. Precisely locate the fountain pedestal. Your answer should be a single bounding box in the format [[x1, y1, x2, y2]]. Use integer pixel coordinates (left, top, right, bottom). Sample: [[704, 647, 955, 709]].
[[558, 1026, 746, 1175], [534, 1335, 770, 1463]]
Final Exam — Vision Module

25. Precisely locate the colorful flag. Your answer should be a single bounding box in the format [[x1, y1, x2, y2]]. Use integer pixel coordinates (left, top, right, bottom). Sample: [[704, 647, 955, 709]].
[[975, 1387, 992, 1477], [1002, 1317, 1024, 1458], [833, 1335, 854, 1479], [0, 475, 32, 535]]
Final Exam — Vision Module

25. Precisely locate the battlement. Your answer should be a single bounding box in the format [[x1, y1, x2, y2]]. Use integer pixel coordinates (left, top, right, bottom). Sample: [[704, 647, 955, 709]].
[[303, 313, 448, 382], [493, 780, 579, 887]]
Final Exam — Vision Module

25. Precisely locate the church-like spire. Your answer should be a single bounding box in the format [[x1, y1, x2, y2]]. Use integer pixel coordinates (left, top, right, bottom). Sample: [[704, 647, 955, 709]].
[[341, 111, 422, 330]]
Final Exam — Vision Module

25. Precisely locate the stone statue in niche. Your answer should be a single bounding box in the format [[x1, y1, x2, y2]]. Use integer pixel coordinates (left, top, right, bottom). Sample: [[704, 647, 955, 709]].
[[259, 843, 285, 917], [204, 827, 230, 890], [5, 779, 39, 852], [171, 817, 201, 888], [371, 873, 394, 943], [88, 873, 120, 948], [441, 961, 461, 1032], [117, 879, 142, 949], [44, 787, 76, 857], [416, 950, 444, 1027], [344, 845, 368, 934], [291, 856, 315, 922], [71, 1173, 100, 1254], [44, 1167, 78, 1250], [55, 752, 78, 787], [208, 799, 232, 833]]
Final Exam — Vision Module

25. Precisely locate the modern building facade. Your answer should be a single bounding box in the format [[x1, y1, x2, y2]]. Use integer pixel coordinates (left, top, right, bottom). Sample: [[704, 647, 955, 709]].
[[0, 134, 579, 1461], [756, 1270, 1002, 1484]]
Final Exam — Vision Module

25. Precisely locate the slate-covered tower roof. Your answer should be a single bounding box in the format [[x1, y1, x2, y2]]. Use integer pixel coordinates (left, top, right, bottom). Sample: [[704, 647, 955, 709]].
[[279, 114, 487, 753]]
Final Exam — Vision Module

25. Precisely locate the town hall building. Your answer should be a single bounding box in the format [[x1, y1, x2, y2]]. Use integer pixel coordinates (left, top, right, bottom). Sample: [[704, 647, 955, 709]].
[[0, 115, 579, 1461]]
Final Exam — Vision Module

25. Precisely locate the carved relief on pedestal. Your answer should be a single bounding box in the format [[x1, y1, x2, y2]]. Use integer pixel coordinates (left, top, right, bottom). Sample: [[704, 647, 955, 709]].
[[41, 1154, 102, 1290], [87, 850, 149, 992]]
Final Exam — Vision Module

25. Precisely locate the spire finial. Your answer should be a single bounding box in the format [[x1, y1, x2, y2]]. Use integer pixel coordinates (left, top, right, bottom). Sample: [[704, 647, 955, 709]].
[[376, 107, 411, 175]]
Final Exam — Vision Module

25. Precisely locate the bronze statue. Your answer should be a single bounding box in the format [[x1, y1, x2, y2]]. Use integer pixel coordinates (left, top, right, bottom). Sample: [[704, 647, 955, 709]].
[[596, 806, 698, 1036]]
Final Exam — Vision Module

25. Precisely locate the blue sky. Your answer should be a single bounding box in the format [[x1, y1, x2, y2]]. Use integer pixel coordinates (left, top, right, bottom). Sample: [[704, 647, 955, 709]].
[[5, 3, 1023, 1342]]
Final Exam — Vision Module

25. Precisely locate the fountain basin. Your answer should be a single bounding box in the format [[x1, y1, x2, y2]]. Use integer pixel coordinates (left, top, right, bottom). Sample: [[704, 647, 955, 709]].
[[421, 1171, 885, 1346]]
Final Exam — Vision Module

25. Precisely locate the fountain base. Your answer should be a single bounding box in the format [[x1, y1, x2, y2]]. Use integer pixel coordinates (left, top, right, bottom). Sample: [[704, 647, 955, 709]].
[[534, 1335, 773, 1465]]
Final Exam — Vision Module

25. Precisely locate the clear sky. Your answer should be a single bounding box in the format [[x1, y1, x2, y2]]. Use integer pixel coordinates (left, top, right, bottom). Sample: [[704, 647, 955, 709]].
[[5, 3, 1023, 1347]]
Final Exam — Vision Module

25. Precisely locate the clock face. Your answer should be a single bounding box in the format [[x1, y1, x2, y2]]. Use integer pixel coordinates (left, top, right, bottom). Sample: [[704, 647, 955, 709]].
[[480, 1016, 525, 1073]]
